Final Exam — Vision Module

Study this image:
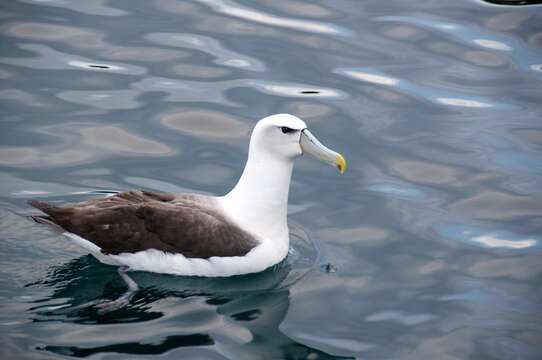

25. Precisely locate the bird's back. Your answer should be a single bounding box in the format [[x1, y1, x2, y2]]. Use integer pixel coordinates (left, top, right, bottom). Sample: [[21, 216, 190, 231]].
[[29, 190, 258, 258]]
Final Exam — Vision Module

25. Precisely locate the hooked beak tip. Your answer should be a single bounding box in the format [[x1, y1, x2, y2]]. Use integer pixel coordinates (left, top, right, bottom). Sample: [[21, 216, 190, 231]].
[[336, 153, 347, 174], [300, 129, 346, 175]]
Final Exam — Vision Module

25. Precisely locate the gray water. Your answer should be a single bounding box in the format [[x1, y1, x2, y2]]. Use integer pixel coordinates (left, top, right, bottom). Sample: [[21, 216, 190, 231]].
[[1, 0, 542, 359]]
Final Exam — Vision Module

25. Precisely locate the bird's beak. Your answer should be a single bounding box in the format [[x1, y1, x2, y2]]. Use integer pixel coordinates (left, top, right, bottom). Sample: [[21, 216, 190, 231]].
[[300, 129, 347, 174]]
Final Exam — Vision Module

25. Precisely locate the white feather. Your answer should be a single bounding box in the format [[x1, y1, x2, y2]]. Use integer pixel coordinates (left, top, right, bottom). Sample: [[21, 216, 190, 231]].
[[63, 232, 287, 276], [62, 114, 308, 276]]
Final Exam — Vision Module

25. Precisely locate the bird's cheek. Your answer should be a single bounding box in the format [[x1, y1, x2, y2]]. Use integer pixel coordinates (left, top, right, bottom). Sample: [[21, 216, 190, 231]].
[[294, 142, 303, 157]]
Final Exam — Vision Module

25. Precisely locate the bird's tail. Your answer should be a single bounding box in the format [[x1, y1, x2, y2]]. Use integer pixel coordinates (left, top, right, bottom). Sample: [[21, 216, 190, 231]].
[[27, 200, 65, 233], [28, 199, 53, 212]]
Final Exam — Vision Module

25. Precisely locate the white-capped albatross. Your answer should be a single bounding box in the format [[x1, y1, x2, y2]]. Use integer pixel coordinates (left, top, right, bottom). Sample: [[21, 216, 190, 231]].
[[29, 114, 346, 279]]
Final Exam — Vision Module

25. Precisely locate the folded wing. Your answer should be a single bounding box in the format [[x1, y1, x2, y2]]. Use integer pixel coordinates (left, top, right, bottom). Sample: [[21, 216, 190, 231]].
[[29, 190, 258, 258]]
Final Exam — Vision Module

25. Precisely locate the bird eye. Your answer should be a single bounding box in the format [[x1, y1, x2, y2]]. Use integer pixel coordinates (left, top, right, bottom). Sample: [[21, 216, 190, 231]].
[[281, 126, 294, 134]]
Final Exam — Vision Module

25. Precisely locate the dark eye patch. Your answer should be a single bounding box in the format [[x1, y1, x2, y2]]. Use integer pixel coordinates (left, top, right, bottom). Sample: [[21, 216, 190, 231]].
[[281, 126, 295, 134]]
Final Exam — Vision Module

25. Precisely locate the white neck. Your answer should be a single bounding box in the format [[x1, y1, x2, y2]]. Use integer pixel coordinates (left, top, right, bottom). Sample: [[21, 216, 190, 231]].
[[219, 145, 294, 247]]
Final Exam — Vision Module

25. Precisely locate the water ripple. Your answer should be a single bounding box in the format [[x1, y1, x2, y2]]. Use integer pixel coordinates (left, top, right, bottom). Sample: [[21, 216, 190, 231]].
[[194, 0, 350, 35], [435, 224, 540, 250], [146, 32, 265, 71], [3, 21, 187, 62], [132, 77, 345, 106], [20, 0, 129, 16], [1, 0, 542, 358], [57, 89, 143, 110], [0, 123, 174, 167], [335, 67, 504, 110], [376, 15, 542, 76], [0, 44, 147, 75]]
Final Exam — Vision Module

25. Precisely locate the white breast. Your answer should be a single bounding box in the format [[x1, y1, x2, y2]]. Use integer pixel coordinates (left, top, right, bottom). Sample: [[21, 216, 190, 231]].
[[64, 231, 288, 277]]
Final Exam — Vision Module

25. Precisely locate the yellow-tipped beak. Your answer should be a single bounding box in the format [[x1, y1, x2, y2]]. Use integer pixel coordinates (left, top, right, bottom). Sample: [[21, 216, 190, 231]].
[[336, 153, 347, 174], [300, 129, 347, 174]]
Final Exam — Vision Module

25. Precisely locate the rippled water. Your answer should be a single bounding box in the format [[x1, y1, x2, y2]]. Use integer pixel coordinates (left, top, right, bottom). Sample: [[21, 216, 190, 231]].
[[1, 0, 542, 358]]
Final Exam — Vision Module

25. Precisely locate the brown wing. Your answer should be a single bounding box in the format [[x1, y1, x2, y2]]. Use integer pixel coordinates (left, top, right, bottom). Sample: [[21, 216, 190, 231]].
[[28, 190, 258, 258]]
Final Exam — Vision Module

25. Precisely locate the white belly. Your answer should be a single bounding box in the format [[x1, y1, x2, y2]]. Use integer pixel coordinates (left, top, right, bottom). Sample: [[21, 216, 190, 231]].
[[63, 232, 288, 277]]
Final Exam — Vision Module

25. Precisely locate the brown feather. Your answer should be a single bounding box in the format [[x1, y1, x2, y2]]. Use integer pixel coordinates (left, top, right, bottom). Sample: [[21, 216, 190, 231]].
[[28, 190, 258, 258]]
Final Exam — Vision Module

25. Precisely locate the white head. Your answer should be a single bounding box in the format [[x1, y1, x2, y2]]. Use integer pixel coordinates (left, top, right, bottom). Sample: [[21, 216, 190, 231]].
[[248, 113, 346, 173], [248, 114, 307, 161], [221, 113, 346, 253]]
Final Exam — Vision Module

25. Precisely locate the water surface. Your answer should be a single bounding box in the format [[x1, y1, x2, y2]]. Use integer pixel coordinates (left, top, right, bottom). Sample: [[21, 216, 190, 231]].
[[1, 0, 542, 358]]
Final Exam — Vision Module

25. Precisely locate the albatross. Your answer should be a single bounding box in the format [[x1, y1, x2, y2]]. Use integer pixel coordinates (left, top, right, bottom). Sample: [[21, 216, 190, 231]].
[[29, 114, 346, 279]]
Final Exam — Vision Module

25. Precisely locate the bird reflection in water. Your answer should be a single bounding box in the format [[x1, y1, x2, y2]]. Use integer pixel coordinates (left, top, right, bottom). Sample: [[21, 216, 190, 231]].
[[27, 230, 352, 359]]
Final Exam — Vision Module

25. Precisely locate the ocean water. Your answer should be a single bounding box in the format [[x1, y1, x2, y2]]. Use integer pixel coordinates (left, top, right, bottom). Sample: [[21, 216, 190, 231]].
[[1, 0, 542, 359]]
